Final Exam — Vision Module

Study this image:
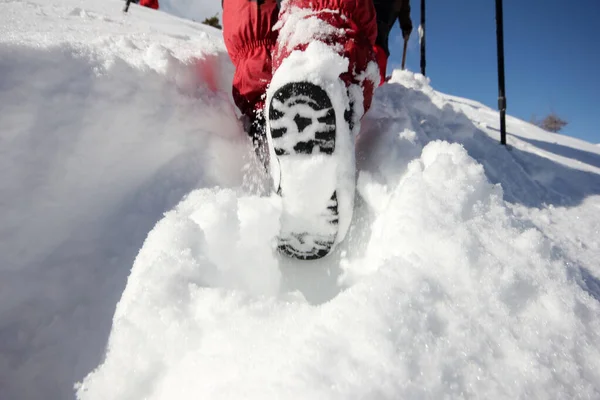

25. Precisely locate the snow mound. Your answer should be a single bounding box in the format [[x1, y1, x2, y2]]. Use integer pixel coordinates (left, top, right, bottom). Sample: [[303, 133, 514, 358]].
[[77, 189, 283, 399], [78, 139, 600, 399], [0, 2, 254, 398]]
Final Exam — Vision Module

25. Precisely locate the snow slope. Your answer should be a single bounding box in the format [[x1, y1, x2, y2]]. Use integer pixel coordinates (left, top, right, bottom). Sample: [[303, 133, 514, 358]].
[[1, 1, 599, 399]]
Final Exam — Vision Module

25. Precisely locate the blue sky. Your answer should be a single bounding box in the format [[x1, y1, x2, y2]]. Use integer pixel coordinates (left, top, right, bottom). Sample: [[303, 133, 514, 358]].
[[388, 0, 600, 144]]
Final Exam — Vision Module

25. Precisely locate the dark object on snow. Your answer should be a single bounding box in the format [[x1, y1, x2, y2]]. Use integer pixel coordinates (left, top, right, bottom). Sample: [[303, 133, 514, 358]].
[[123, 0, 135, 13], [124, 0, 157, 12], [495, 0, 507, 145]]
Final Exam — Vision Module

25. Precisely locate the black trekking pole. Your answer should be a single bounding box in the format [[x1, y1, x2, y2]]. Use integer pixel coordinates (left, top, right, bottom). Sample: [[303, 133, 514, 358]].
[[495, 0, 507, 145], [401, 36, 409, 70], [123, 0, 133, 13], [420, 0, 426, 76]]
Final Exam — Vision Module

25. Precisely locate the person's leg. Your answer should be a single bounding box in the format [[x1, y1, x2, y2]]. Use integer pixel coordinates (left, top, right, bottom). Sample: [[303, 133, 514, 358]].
[[273, 0, 379, 118], [222, 0, 279, 118], [372, 0, 396, 84], [372, 0, 414, 84]]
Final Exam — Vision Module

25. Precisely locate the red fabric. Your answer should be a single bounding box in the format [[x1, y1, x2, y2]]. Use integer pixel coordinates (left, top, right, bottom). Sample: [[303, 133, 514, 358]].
[[373, 44, 388, 86], [222, 0, 378, 118], [223, 0, 279, 117], [140, 0, 158, 10], [273, 0, 378, 113]]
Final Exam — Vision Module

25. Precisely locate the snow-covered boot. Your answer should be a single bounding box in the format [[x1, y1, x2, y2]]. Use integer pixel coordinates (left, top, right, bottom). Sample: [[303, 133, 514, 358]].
[[265, 0, 379, 259]]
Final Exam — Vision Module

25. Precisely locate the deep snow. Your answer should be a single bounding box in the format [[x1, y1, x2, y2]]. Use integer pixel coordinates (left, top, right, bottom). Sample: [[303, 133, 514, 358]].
[[1, 1, 599, 399]]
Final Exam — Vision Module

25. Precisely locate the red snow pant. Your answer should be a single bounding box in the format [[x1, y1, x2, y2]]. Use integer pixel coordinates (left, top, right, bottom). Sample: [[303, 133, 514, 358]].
[[222, 0, 378, 119], [140, 0, 159, 10]]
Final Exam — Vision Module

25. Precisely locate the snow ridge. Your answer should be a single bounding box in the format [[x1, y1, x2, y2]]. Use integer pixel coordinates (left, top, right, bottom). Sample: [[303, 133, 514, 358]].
[[78, 71, 600, 399]]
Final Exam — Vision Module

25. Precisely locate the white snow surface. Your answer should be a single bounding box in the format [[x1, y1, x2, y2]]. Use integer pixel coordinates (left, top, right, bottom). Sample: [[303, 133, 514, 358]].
[[1, 1, 600, 399]]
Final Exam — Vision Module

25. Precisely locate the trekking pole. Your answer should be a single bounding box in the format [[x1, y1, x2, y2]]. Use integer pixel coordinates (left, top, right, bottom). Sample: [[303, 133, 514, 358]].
[[420, 0, 426, 76], [401, 36, 408, 70], [123, 0, 133, 13], [495, 0, 507, 145]]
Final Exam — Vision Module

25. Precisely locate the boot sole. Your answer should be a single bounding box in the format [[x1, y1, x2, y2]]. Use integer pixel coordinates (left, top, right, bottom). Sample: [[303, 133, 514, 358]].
[[268, 82, 339, 260]]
